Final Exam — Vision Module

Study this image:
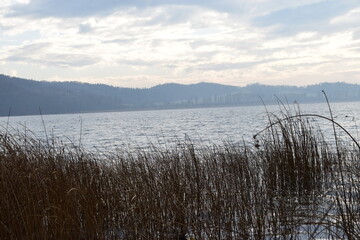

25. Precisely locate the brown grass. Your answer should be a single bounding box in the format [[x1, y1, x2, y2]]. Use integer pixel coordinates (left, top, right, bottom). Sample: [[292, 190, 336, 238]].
[[0, 110, 359, 239]]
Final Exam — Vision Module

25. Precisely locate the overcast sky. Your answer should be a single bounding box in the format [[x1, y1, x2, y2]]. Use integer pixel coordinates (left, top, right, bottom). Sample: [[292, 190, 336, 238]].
[[1, 0, 360, 87]]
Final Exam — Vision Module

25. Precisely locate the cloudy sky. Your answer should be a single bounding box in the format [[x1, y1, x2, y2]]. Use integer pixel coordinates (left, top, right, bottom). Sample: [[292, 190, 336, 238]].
[[1, 0, 360, 87]]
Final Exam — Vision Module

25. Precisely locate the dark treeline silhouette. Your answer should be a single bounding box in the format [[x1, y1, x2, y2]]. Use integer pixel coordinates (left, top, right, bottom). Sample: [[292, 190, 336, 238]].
[[1, 74, 359, 116]]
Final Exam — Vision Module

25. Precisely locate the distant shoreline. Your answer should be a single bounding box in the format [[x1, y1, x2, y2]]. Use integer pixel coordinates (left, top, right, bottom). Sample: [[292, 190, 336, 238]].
[[1, 74, 360, 117], [1, 99, 360, 118]]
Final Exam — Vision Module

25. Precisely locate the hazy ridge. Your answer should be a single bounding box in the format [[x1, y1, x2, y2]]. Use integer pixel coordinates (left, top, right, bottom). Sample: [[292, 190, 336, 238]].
[[1, 74, 359, 116]]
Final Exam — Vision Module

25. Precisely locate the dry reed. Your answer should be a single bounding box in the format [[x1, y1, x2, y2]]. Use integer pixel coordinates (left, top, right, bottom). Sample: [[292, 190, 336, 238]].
[[0, 108, 359, 239]]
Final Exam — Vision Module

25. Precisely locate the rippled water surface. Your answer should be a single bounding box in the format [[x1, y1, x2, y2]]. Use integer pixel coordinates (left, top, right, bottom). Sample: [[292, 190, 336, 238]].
[[1, 102, 359, 152]]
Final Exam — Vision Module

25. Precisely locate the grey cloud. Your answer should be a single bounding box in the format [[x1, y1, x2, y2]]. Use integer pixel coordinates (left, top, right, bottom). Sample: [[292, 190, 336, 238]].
[[189, 38, 260, 53], [19, 42, 52, 53], [253, 0, 359, 35], [162, 64, 177, 69], [44, 53, 100, 67], [150, 39, 164, 48], [9, 0, 124, 18], [3, 42, 45, 60], [349, 47, 360, 52], [104, 37, 185, 47], [8, 0, 242, 19], [353, 30, 360, 40], [246, 42, 325, 58], [195, 56, 322, 72], [119, 59, 183, 69], [0, 23, 13, 31], [195, 51, 218, 60], [6, 41, 100, 67], [120, 59, 164, 67], [330, 70, 360, 80], [6, 42, 52, 59], [190, 40, 211, 49], [270, 60, 334, 71], [103, 38, 137, 44], [6, 56, 32, 62], [197, 60, 268, 71], [70, 43, 95, 49], [142, 6, 196, 26], [7, 51, 100, 68], [78, 23, 94, 34]]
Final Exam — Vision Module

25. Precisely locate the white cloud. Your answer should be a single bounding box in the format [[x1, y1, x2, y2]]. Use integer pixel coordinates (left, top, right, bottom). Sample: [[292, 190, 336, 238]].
[[330, 8, 360, 25], [1, 1, 360, 87]]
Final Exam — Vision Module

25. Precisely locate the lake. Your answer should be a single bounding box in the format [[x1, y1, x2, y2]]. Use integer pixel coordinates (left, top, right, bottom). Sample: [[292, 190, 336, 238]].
[[1, 101, 359, 152]]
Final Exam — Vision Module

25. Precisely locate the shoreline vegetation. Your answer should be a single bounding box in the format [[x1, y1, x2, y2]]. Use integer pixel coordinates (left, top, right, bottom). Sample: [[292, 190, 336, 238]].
[[1, 106, 360, 239]]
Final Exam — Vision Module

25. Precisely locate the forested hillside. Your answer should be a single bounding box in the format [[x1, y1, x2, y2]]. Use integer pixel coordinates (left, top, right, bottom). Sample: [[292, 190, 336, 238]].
[[1, 74, 359, 116]]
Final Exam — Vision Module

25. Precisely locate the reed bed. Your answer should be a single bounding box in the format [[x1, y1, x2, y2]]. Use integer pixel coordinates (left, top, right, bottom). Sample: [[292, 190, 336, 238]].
[[0, 110, 359, 239]]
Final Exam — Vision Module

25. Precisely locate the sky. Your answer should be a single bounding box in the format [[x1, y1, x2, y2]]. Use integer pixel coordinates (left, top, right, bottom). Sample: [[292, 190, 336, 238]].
[[1, 0, 360, 88]]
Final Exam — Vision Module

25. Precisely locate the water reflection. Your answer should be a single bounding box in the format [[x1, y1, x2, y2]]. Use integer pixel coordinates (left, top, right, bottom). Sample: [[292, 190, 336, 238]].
[[0, 102, 359, 152]]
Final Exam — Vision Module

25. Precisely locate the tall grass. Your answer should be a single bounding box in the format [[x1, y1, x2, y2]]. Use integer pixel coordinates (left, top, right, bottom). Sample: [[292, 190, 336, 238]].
[[0, 109, 359, 239]]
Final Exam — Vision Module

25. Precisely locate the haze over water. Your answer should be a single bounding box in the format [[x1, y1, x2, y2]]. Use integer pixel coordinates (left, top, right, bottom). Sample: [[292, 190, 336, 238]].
[[0, 102, 359, 152]]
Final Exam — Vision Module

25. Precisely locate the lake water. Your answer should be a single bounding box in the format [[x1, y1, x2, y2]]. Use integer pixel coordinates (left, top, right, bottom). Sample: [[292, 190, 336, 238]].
[[1, 101, 359, 152]]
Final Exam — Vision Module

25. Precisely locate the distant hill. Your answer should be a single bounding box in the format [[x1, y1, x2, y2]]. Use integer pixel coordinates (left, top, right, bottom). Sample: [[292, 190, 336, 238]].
[[0, 74, 359, 116]]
